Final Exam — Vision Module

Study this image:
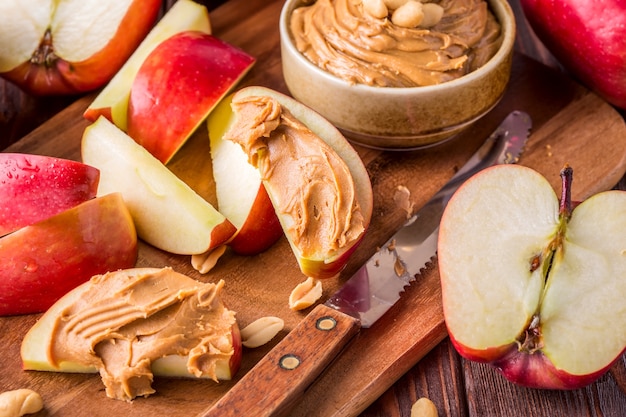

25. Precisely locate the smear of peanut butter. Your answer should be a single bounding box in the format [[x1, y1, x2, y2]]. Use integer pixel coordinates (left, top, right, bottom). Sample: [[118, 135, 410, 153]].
[[48, 268, 236, 401], [223, 93, 365, 258]]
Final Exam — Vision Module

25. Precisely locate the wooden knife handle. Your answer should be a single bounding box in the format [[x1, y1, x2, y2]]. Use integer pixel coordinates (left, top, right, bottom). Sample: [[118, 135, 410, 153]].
[[201, 303, 361, 417]]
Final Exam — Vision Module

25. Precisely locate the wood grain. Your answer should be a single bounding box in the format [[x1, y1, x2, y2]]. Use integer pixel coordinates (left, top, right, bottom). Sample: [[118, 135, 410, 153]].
[[1, 0, 626, 416]]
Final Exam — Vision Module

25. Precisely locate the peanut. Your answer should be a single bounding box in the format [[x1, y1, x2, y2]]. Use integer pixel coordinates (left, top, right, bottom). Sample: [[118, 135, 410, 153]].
[[0, 389, 43, 417], [241, 316, 285, 348], [391, 1, 424, 28], [289, 277, 323, 310], [420, 3, 444, 27], [411, 397, 438, 417], [362, 0, 389, 19], [384, 0, 410, 9], [191, 245, 227, 274]]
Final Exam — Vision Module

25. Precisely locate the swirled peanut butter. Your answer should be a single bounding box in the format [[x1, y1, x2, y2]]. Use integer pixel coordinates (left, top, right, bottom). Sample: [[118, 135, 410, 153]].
[[47, 268, 237, 402], [290, 0, 502, 87], [223, 93, 365, 259]]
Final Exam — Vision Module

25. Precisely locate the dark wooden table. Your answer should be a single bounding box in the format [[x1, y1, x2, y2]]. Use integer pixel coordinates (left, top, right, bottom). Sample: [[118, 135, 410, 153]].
[[1, 1, 625, 416]]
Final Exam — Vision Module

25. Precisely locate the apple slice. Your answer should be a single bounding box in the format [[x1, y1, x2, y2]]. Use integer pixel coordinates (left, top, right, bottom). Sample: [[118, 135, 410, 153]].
[[81, 116, 236, 255], [438, 164, 626, 389], [84, 0, 212, 130], [21, 267, 242, 401], [0, 193, 137, 316], [127, 31, 255, 164], [208, 95, 283, 255], [0, 153, 99, 237], [210, 86, 374, 279], [0, 0, 160, 96]]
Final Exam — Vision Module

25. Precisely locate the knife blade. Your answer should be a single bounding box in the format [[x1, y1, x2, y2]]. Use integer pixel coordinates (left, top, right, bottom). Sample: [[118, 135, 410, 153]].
[[201, 110, 532, 417]]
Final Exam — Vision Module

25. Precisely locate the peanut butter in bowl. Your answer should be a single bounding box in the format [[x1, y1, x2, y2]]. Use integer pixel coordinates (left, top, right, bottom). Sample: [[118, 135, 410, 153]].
[[280, 0, 516, 149]]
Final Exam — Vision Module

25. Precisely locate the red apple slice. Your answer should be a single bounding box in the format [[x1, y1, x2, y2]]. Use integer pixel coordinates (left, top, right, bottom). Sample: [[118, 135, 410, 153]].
[[127, 31, 255, 164], [210, 86, 374, 279], [0, 0, 161, 95], [208, 96, 283, 255], [0, 153, 99, 237], [83, 0, 213, 130], [439, 164, 626, 389], [21, 268, 242, 401], [81, 116, 236, 255], [0, 193, 137, 316]]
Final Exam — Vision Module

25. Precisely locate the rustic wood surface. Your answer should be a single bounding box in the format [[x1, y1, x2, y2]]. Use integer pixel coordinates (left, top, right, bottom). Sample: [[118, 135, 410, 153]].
[[1, 1, 626, 416]]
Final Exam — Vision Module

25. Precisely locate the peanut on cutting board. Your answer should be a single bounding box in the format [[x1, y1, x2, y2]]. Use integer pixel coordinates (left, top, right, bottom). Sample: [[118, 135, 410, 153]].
[[411, 397, 438, 417], [0, 389, 43, 417], [289, 277, 323, 310], [240, 316, 285, 348]]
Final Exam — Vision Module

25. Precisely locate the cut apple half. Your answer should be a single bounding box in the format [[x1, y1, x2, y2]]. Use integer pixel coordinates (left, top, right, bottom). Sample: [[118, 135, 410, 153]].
[[21, 267, 242, 400], [209, 87, 374, 279], [83, 0, 212, 130], [81, 116, 236, 255], [127, 31, 256, 164], [208, 95, 283, 256], [0, 193, 137, 316], [438, 164, 626, 389], [0, 153, 99, 237], [0, 0, 161, 95]]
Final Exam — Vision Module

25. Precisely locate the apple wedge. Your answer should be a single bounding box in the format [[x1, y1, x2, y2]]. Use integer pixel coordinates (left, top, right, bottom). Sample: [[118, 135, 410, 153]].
[[210, 87, 373, 279], [83, 0, 212, 130], [21, 267, 242, 401], [208, 96, 283, 255], [0, 193, 137, 316], [438, 164, 626, 389], [0, 153, 99, 237], [81, 116, 236, 255], [0, 0, 160, 96], [127, 31, 255, 164]]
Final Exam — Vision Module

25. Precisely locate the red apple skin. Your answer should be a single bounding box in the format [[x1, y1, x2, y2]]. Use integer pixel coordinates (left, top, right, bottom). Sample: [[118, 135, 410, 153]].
[[127, 31, 255, 164], [449, 333, 619, 390], [298, 234, 365, 279], [0, 193, 138, 316], [229, 324, 243, 377], [228, 184, 283, 256], [520, 0, 626, 109], [0, 153, 100, 237], [0, 0, 161, 96]]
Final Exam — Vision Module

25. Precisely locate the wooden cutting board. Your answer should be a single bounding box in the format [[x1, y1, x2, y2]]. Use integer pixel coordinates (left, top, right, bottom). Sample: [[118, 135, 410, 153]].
[[2, 0, 626, 416]]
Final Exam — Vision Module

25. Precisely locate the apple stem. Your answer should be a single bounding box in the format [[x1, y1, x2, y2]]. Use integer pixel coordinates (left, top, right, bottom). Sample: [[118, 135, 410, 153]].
[[559, 165, 574, 221]]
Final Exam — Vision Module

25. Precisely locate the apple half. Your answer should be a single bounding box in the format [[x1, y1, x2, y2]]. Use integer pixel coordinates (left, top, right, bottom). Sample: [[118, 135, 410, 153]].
[[81, 116, 236, 255], [0, 153, 99, 237], [84, 0, 213, 130], [209, 86, 374, 279], [0, 193, 137, 316], [127, 31, 256, 164], [208, 95, 284, 256], [438, 164, 626, 389], [21, 268, 242, 399], [0, 0, 161, 95]]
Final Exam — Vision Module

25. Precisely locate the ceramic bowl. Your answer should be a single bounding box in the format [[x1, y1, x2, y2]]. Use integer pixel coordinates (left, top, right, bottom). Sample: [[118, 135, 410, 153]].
[[279, 0, 516, 150]]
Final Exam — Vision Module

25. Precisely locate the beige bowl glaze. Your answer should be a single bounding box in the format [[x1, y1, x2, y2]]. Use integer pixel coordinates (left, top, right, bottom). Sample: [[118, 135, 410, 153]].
[[280, 0, 516, 150]]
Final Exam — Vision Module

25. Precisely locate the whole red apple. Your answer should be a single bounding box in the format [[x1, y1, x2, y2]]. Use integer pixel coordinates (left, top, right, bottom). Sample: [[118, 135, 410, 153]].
[[0, 0, 161, 95], [520, 0, 626, 109]]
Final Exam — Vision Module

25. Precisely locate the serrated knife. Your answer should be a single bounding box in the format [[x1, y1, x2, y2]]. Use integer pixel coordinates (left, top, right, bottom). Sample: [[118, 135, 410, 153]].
[[201, 110, 532, 417]]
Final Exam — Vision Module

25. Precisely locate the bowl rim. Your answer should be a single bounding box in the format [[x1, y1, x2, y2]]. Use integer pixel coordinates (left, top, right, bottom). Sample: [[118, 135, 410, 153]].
[[279, 0, 516, 96]]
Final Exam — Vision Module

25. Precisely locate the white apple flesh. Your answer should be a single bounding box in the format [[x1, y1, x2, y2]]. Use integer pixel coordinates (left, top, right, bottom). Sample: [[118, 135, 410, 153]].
[[438, 164, 626, 389], [81, 116, 236, 255], [208, 95, 283, 255]]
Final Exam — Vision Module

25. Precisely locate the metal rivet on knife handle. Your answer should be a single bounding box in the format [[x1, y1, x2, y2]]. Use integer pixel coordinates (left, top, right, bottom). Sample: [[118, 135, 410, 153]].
[[202, 304, 361, 417]]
